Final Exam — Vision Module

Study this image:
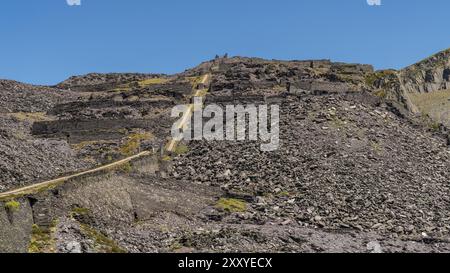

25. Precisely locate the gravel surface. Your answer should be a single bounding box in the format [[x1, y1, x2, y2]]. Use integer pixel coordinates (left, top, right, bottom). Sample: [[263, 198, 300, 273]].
[[172, 93, 450, 238]]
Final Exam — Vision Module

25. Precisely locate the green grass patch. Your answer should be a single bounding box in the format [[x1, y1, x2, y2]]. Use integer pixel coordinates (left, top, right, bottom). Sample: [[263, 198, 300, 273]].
[[162, 155, 172, 161], [374, 89, 387, 98], [329, 117, 348, 129], [8, 112, 53, 122], [29, 222, 57, 253], [370, 141, 384, 155], [365, 70, 397, 86], [119, 132, 154, 156], [216, 198, 247, 213], [138, 78, 169, 87], [118, 162, 133, 173], [4, 200, 20, 212], [430, 122, 442, 132], [174, 143, 189, 155], [277, 191, 291, 197], [71, 207, 90, 217], [79, 224, 126, 253]]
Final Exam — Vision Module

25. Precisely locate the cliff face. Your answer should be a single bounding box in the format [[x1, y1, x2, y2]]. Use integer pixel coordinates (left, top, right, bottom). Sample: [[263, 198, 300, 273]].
[[399, 48, 450, 94], [365, 48, 450, 127], [397, 49, 450, 126]]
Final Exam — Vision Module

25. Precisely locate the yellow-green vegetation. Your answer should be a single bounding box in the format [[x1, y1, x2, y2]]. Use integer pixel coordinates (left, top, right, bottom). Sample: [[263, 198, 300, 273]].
[[374, 89, 387, 98], [79, 224, 126, 253], [186, 76, 203, 87], [106, 155, 114, 162], [174, 143, 189, 155], [409, 89, 450, 126], [169, 241, 183, 251], [118, 162, 133, 173], [70, 207, 125, 253], [71, 207, 90, 217], [216, 198, 247, 213], [109, 78, 168, 92], [412, 49, 450, 70], [277, 191, 291, 197], [430, 122, 442, 132], [29, 222, 57, 253], [370, 141, 384, 155], [119, 132, 154, 156], [4, 200, 20, 212], [162, 155, 172, 161], [138, 78, 169, 87], [8, 112, 53, 122], [112, 86, 132, 93], [365, 70, 397, 86], [329, 117, 348, 129]]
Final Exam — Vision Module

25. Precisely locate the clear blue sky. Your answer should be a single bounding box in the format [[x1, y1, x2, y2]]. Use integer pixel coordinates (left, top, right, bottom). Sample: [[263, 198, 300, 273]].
[[1, 0, 449, 85]]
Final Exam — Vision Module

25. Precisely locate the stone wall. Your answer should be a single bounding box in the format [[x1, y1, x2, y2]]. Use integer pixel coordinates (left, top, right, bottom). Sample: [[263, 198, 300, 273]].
[[331, 63, 374, 74], [288, 80, 354, 94], [50, 99, 175, 116], [32, 119, 156, 143]]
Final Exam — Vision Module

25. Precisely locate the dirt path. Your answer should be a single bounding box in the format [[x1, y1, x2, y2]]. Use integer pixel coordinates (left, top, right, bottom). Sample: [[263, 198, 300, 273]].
[[166, 74, 210, 152], [0, 74, 211, 200], [0, 151, 151, 201]]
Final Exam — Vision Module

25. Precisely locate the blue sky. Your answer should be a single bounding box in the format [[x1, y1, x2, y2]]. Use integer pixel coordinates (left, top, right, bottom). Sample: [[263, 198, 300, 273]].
[[1, 0, 449, 85]]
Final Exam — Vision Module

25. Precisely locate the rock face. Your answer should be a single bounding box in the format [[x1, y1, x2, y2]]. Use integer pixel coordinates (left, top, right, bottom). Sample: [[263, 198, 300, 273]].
[[0, 73, 193, 191], [173, 92, 450, 237], [56, 73, 166, 92], [0, 50, 450, 253], [202, 57, 373, 94], [0, 80, 79, 113], [399, 48, 450, 94], [0, 115, 89, 191], [362, 48, 450, 130], [0, 199, 33, 253]]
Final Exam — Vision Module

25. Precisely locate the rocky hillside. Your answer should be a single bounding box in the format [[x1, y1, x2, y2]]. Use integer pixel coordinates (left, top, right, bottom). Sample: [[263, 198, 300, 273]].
[[0, 50, 450, 253], [399, 48, 450, 94], [366, 48, 450, 127], [0, 80, 80, 113]]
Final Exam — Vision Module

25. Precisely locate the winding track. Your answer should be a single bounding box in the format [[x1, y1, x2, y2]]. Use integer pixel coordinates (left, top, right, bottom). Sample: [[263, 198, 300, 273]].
[[0, 151, 151, 201], [166, 73, 211, 152], [0, 73, 211, 201]]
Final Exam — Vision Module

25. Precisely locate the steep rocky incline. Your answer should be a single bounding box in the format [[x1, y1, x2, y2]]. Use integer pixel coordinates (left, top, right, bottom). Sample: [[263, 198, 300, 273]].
[[399, 48, 450, 94], [187, 56, 374, 94], [0, 72, 198, 191], [56, 73, 167, 92], [1, 52, 450, 253], [172, 92, 450, 238], [0, 80, 80, 113], [0, 80, 91, 191], [366, 48, 450, 127]]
